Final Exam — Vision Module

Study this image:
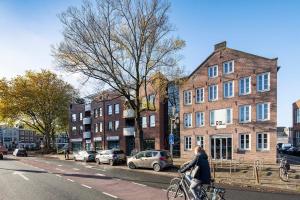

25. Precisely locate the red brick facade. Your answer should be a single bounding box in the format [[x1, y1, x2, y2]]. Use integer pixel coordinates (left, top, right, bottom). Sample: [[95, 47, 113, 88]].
[[292, 100, 300, 147]]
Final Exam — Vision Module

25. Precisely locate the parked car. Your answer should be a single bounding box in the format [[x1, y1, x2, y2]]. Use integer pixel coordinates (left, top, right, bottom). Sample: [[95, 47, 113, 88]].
[[73, 150, 96, 162], [0, 152, 3, 160], [286, 147, 300, 156], [0, 145, 8, 155], [95, 149, 126, 166], [127, 150, 173, 172], [13, 149, 28, 157]]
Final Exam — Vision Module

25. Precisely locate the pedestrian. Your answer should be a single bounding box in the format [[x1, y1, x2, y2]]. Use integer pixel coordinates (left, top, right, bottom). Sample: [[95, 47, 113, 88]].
[[66, 148, 70, 160], [179, 146, 211, 200], [64, 148, 67, 160]]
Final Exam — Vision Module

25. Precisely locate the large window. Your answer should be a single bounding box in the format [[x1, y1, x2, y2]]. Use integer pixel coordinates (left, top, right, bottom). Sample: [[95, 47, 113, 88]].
[[115, 104, 120, 114], [108, 105, 113, 115], [196, 136, 204, 148], [239, 105, 251, 123], [239, 77, 251, 95], [208, 65, 218, 78], [195, 112, 204, 127], [94, 123, 99, 133], [210, 110, 215, 126], [223, 60, 234, 74], [257, 103, 270, 121], [257, 133, 269, 150], [150, 115, 155, 127], [108, 121, 113, 131], [208, 85, 218, 101], [99, 122, 103, 132], [240, 134, 250, 150], [79, 113, 83, 121], [80, 126, 83, 134], [195, 88, 204, 103], [94, 109, 99, 118], [99, 107, 103, 117], [296, 109, 300, 123], [183, 90, 192, 105], [223, 81, 234, 98], [184, 136, 192, 151], [142, 116, 147, 128], [226, 108, 233, 124], [72, 126, 77, 134], [257, 72, 270, 92], [184, 113, 192, 128]]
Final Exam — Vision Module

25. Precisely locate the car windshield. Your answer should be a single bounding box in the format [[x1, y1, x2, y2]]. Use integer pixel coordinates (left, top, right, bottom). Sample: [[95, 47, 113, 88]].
[[18, 150, 26, 153], [87, 151, 97, 154]]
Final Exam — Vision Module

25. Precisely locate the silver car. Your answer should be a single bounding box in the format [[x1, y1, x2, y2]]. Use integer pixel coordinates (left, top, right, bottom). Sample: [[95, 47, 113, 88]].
[[95, 150, 126, 166], [127, 150, 173, 172], [73, 150, 96, 162]]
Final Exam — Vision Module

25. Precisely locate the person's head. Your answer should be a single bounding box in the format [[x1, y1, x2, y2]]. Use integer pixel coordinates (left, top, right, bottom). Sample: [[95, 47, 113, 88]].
[[194, 146, 203, 155]]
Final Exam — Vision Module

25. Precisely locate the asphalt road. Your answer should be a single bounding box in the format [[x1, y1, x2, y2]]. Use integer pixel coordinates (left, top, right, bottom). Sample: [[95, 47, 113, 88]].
[[0, 155, 299, 200]]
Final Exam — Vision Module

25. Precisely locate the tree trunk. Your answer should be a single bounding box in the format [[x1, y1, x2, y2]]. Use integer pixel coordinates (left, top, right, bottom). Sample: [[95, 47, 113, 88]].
[[134, 108, 143, 151]]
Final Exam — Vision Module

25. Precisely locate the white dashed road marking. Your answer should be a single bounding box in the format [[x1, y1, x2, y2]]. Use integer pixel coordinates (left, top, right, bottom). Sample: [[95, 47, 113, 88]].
[[85, 165, 93, 168], [96, 168, 106, 172], [58, 165, 63, 167], [103, 192, 118, 199], [67, 179, 74, 182], [56, 174, 62, 177], [73, 168, 80, 171], [55, 168, 65, 172], [132, 182, 147, 187], [13, 171, 29, 181], [95, 173, 106, 177], [81, 184, 92, 189]]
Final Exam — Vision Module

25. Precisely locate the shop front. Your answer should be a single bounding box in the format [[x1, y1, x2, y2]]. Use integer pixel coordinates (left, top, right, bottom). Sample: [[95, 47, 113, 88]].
[[107, 136, 120, 149], [94, 137, 103, 151], [70, 138, 82, 152]]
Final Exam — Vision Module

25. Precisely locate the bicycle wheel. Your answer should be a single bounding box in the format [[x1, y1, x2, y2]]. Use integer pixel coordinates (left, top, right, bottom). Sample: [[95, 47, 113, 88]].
[[170, 177, 182, 186], [279, 167, 288, 182], [166, 184, 186, 200]]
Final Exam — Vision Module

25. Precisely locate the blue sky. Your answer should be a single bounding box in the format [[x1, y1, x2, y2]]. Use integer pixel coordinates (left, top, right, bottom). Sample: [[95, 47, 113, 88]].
[[0, 0, 299, 127]]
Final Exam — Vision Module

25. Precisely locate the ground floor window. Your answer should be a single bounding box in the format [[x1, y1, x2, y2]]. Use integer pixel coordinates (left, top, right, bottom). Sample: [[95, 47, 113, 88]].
[[94, 141, 102, 151], [257, 133, 269, 151], [184, 136, 192, 151], [296, 131, 300, 146], [196, 136, 204, 148], [143, 139, 155, 150], [71, 142, 82, 152], [210, 136, 232, 160], [107, 141, 119, 149], [240, 133, 250, 150]]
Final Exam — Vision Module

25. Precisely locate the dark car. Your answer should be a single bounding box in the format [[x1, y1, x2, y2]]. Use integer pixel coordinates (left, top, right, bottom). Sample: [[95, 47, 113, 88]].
[[13, 149, 28, 157]]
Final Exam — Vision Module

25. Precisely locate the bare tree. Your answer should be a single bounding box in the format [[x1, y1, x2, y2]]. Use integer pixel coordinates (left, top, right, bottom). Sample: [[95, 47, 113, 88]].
[[53, 0, 185, 150]]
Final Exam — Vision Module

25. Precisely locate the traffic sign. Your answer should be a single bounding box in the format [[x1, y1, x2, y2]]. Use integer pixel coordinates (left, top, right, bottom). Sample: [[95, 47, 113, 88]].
[[169, 133, 174, 145]]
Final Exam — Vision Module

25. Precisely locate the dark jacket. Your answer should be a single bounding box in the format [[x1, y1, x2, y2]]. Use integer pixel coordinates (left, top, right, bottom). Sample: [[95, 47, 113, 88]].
[[180, 152, 211, 184]]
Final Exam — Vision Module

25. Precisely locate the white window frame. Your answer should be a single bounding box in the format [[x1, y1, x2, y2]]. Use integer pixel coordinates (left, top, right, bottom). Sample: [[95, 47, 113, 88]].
[[183, 90, 192, 105], [99, 107, 103, 117], [99, 122, 103, 132], [115, 104, 120, 114], [223, 60, 234, 75], [256, 103, 270, 121], [196, 135, 205, 148], [115, 120, 119, 130], [239, 133, 251, 150], [79, 113, 83, 121], [257, 72, 270, 92], [208, 65, 218, 78], [80, 126, 83, 134], [108, 121, 113, 131], [184, 136, 192, 151], [95, 123, 99, 133], [208, 84, 218, 101], [239, 76, 251, 95], [94, 108, 99, 118], [184, 113, 192, 128], [108, 105, 113, 115], [239, 105, 251, 123], [142, 116, 147, 128], [195, 112, 204, 127], [223, 81, 234, 98], [195, 88, 204, 103], [72, 114, 76, 122], [209, 110, 215, 126], [257, 133, 269, 151], [150, 115, 155, 127], [226, 108, 233, 124]]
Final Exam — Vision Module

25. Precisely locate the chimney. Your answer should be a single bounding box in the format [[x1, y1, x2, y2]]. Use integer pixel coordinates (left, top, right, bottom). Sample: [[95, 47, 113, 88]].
[[214, 41, 227, 51]]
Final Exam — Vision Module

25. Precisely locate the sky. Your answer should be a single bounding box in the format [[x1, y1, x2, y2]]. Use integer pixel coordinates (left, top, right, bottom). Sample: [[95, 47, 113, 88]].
[[0, 0, 299, 127]]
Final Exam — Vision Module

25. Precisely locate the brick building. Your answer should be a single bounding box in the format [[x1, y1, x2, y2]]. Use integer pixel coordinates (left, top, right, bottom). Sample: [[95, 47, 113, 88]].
[[292, 100, 300, 147], [179, 41, 278, 163]]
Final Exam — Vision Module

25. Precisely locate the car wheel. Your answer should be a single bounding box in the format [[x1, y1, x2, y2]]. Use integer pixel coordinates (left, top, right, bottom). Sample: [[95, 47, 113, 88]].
[[96, 158, 101, 165], [109, 159, 114, 166], [128, 162, 136, 169], [153, 163, 161, 172]]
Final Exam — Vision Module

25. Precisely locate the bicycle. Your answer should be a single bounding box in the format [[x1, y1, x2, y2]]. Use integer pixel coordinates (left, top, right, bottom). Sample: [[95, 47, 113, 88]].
[[279, 156, 290, 182], [166, 172, 225, 200]]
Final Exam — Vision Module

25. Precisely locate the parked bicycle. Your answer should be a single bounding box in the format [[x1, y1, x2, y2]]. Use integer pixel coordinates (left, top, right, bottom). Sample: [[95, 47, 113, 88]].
[[279, 156, 290, 182], [166, 171, 225, 200]]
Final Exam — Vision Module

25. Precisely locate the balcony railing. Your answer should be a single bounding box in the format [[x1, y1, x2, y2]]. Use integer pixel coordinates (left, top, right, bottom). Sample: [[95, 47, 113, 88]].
[[123, 109, 135, 118], [123, 127, 135, 136], [83, 131, 91, 139], [83, 117, 91, 125], [85, 103, 91, 111]]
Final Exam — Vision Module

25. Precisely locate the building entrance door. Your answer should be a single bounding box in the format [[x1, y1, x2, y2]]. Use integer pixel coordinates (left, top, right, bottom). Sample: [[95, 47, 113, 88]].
[[210, 136, 232, 160], [126, 136, 135, 156]]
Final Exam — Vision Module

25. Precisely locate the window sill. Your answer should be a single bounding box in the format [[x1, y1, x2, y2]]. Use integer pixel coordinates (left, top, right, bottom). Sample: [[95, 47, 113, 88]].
[[239, 93, 251, 96], [239, 121, 251, 124], [184, 104, 192, 106], [257, 89, 270, 93], [195, 102, 205, 104], [256, 149, 270, 152]]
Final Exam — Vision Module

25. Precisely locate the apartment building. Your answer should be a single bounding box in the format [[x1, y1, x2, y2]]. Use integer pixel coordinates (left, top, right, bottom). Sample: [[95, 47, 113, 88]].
[[180, 41, 278, 163], [292, 100, 300, 147], [18, 129, 40, 149]]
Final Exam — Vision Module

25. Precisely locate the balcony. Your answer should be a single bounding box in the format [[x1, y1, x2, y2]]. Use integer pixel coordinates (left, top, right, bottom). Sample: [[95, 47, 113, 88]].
[[85, 103, 91, 111], [83, 131, 91, 139], [123, 127, 135, 136], [123, 109, 135, 118], [83, 117, 91, 125]]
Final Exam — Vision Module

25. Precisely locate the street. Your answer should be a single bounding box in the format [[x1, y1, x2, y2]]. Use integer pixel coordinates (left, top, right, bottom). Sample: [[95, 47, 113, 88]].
[[0, 156, 299, 200]]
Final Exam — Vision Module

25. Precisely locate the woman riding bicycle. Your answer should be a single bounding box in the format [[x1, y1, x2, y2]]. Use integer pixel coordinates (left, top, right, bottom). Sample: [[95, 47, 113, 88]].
[[179, 146, 211, 200]]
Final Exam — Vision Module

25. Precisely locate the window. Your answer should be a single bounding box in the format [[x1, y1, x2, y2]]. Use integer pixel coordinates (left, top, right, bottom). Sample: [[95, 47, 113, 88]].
[[95, 123, 99, 133], [195, 112, 204, 127], [223, 60, 234, 74], [108, 105, 112, 115], [108, 121, 113, 131], [257, 133, 269, 150], [142, 116, 147, 128], [240, 134, 250, 150], [183, 90, 192, 105], [80, 126, 83, 134], [226, 108, 233, 124], [184, 136, 192, 151], [99, 122, 103, 132], [239, 77, 251, 95], [184, 113, 192, 128], [196, 136, 204, 148], [195, 88, 204, 103], [239, 105, 251, 123], [115, 104, 120, 114], [150, 115, 155, 127], [257, 72, 270, 92], [72, 126, 77, 134], [148, 94, 155, 108], [295, 131, 300, 146], [208, 85, 218, 101], [223, 81, 234, 98], [208, 65, 218, 78], [79, 113, 83, 121], [115, 120, 119, 130], [94, 109, 98, 118], [72, 114, 76, 122], [296, 109, 300, 123], [257, 103, 270, 121], [210, 110, 215, 126], [99, 108, 103, 117]]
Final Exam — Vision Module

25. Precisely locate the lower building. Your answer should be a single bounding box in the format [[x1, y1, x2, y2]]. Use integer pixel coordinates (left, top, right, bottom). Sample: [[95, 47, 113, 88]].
[[277, 127, 293, 144], [292, 100, 300, 147]]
